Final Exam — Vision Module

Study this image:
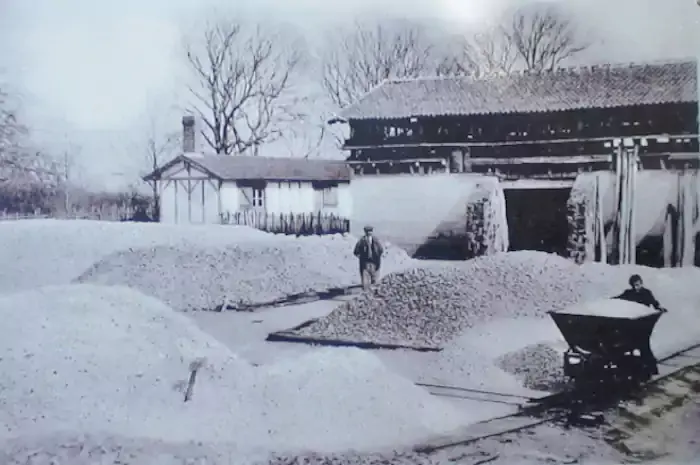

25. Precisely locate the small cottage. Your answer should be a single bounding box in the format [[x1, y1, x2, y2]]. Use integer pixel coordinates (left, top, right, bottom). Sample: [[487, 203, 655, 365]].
[[143, 116, 352, 225]]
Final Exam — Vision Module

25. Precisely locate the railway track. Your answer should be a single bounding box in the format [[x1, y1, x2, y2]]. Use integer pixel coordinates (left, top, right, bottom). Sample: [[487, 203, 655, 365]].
[[414, 342, 700, 454], [418, 382, 534, 406]]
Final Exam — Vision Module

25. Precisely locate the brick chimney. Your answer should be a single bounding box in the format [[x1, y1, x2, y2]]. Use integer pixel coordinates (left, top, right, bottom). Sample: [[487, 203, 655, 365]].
[[182, 115, 195, 153]]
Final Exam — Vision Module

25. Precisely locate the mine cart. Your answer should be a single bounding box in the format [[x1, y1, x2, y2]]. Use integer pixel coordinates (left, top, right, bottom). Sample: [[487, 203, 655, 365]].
[[548, 304, 663, 395]]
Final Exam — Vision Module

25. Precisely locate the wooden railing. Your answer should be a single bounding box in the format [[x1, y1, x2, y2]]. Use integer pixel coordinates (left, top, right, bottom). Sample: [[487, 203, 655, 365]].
[[221, 211, 350, 236]]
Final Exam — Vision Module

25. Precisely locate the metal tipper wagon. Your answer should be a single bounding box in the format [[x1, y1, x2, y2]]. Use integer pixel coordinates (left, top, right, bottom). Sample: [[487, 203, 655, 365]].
[[548, 302, 663, 394]]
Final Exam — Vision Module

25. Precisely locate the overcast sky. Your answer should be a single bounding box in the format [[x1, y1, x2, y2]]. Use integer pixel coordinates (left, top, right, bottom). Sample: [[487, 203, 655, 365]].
[[1, 0, 698, 190]]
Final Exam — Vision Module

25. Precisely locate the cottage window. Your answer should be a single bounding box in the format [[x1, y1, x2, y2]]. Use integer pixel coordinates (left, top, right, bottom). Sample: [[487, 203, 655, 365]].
[[239, 182, 266, 210], [322, 187, 339, 207], [252, 188, 264, 207]]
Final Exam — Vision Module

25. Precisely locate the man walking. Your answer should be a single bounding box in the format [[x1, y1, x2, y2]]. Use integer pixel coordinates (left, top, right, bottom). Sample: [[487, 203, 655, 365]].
[[354, 225, 384, 291]]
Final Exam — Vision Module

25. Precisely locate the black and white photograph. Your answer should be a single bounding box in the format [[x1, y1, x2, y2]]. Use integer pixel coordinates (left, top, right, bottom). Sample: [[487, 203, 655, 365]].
[[0, 0, 699, 464]]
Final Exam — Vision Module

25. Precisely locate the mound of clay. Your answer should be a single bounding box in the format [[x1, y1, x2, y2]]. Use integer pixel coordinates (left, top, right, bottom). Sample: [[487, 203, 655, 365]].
[[0, 219, 270, 292], [0, 284, 246, 439], [296, 251, 594, 347], [76, 234, 414, 311], [0, 285, 465, 455], [496, 343, 567, 392]]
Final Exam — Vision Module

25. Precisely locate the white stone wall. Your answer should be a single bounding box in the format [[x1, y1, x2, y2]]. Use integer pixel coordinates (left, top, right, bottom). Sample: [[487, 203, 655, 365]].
[[349, 173, 506, 256]]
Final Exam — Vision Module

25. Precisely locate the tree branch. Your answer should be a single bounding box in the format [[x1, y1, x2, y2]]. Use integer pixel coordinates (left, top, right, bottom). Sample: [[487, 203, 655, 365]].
[[184, 21, 302, 155], [504, 5, 590, 71], [320, 20, 437, 108]]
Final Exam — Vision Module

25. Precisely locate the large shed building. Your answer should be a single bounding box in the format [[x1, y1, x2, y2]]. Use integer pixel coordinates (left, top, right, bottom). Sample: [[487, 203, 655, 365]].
[[339, 59, 699, 264]]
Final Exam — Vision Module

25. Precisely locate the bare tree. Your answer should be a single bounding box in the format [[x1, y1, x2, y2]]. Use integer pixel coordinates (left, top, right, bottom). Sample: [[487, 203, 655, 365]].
[[442, 4, 590, 78], [504, 4, 590, 71], [0, 86, 28, 181], [437, 30, 518, 78], [320, 20, 438, 108], [143, 117, 179, 219], [57, 144, 79, 214], [0, 86, 59, 185], [184, 21, 302, 155]]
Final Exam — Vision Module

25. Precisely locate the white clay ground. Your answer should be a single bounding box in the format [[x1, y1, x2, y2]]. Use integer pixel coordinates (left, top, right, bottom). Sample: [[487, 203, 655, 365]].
[[0, 220, 698, 464]]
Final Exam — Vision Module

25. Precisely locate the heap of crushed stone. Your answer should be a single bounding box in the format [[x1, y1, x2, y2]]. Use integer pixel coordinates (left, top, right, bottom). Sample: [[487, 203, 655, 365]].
[[0, 285, 466, 455], [0, 284, 247, 439], [75, 234, 414, 311], [421, 263, 700, 393], [295, 251, 596, 347], [558, 298, 658, 318], [0, 219, 270, 292], [263, 452, 439, 465], [419, 317, 566, 394], [495, 343, 567, 392]]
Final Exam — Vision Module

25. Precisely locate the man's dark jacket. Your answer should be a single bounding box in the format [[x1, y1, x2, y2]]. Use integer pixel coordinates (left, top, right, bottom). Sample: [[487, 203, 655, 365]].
[[614, 288, 661, 309], [353, 236, 383, 270]]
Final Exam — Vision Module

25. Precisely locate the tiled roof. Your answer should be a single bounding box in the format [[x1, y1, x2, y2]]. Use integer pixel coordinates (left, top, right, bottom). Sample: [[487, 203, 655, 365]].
[[163, 154, 351, 182], [341, 59, 698, 120]]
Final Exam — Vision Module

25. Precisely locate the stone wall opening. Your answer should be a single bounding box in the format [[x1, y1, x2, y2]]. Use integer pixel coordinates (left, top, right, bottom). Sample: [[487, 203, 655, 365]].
[[504, 187, 572, 256]]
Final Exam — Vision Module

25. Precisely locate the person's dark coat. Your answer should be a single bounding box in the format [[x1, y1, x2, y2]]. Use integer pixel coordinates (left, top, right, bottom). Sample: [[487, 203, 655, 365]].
[[614, 288, 661, 309], [353, 236, 383, 270]]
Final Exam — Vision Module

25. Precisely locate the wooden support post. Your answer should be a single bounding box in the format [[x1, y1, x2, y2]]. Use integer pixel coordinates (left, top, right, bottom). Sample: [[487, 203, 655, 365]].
[[612, 141, 638, 265], [678, 170, 696, 267], [628, 144, 639, 265], [626, 143, 639, 265], [593, 175, 607, 263], [174, 180, 179, 224], [613, 144, 623, 264]]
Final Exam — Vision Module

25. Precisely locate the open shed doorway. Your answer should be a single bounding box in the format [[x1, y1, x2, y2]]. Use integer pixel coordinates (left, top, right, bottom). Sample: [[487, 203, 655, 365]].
[[504, 187, 571, 257]]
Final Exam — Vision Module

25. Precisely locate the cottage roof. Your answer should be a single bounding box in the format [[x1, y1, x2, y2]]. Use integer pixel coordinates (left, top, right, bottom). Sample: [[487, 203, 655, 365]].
[[341, 59, 698, 120], [144, 154, 351, 182]]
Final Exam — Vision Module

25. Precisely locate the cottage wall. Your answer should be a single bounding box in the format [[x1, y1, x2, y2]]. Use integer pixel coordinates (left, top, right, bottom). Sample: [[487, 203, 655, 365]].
[[157, 161, 222, 225], [220, 181, 351, 217], [159, 180, 176, 224], [264, 182, 311, 213], [220, 182, 240, 215], [349, 173, 504, 256]]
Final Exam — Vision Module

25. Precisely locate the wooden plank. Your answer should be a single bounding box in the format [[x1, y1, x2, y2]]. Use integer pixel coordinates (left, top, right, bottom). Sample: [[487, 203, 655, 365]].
[[346, 158, 446, 165], [469, 155, 611, 165], [265, 331, 443, 352], [220, 285, 361, 312], [344, 133, 700, 150], [500, 179, 575, 189]]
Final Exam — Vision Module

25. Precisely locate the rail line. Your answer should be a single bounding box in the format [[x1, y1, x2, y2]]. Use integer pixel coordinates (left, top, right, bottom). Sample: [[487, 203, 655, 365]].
[[418, 382, 535, 406], [414, 342, 700, 455]]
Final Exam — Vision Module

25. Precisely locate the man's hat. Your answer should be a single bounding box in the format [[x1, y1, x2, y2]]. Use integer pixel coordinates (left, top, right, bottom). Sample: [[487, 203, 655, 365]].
[[363, 225, 374, 232]]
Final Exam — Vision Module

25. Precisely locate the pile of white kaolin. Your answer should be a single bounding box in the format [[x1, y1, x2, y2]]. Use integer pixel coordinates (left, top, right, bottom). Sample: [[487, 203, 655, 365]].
[[495, 343, 567, 392], [296, 251, 700, 353], [0, 219, 270, 292], [296, 251, 597, 347], [0, 436, 439, 465], [75, 234, 413, 310], [418, 316, 567, 395], [0, 284, 465, 459]]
